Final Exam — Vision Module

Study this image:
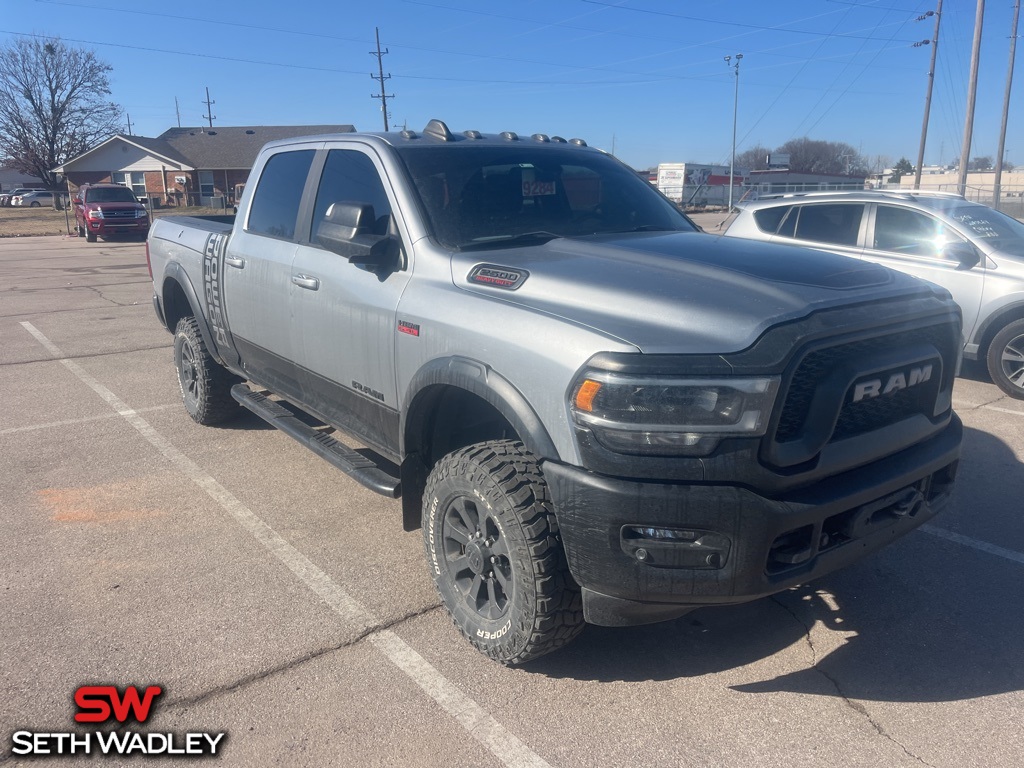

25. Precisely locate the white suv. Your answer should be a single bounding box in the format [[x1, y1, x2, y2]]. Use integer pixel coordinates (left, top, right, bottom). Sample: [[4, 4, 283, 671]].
[[724, 190, 1024, 398]]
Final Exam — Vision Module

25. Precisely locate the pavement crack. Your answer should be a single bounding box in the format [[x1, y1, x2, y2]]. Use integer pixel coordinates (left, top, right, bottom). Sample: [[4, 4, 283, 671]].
[[164, 603, 443, 712], [1, 345, 170, 367], [83, 284, 134, 307], [770, 596, 935, 768]]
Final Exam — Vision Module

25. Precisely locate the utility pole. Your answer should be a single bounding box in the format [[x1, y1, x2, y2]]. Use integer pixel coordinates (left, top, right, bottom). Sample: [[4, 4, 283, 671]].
[[958, 0, 986, 196], [370, 27, 394, 131], [175, 96, 182, 128], [202, 87, 216, 128], [125, 114, 133, 136], [994, 0, 1020, 210], [725, 53, 743, 212], [914, 2, 943, 189]]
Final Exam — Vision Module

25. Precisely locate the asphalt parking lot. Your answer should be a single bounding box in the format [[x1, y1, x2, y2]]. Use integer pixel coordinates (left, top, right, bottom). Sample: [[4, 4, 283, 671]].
[[2, 234, 1023, 767]]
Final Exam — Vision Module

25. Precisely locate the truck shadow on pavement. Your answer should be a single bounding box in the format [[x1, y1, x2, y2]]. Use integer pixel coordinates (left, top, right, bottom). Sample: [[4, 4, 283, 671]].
[[529, 426, 1024, 703]]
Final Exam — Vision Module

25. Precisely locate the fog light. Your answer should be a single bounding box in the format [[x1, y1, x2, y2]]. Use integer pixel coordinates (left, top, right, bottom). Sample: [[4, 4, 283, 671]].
[[621, 526, 731, 569]]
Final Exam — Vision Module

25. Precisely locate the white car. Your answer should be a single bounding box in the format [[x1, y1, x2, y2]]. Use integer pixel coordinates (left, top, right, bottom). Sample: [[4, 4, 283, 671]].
[[0, 187, 35, 206], [724, 190, 1024, 398], [12, 190, 55, 207]]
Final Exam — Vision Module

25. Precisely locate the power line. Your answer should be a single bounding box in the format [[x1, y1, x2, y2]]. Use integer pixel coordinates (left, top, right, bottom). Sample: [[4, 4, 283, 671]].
[[579, 0, 923, 43]]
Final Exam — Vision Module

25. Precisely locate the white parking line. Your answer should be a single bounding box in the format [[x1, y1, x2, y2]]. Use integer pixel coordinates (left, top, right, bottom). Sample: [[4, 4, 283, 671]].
[[920, 524, 1024, 566], [953, 399, 1024, 417], [0, 404, 175, 435], [21, 321, 552, 768]]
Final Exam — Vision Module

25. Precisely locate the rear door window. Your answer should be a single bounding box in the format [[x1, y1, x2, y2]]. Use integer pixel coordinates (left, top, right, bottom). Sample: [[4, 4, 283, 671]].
[[791, 203, 864, 246], [246, 149, 315, 240]]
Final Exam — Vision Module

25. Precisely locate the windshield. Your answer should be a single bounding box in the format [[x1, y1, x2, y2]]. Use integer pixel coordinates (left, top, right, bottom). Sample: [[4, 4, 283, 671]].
[[395, 145, 697, 249], [942, 204, 1024, 258], [86, 187, 139, 203]]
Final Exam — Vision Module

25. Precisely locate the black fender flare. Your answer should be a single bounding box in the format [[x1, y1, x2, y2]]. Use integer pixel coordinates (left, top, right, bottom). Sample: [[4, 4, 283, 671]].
[[971, 299, 1024, 353], [398, 356, 560, 530], [160, 262, 225, 366]]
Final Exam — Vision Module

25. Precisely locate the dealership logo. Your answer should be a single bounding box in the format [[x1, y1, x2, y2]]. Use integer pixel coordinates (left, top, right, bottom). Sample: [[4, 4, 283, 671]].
[[9, 685, 226, 758], [851, 363, 934, 403]]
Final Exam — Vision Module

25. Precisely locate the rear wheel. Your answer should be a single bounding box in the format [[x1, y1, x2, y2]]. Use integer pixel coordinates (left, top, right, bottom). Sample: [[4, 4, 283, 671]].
[[423, 440, 584, 665], [986, 318, 1024, 399], [30, 201, 40, 207], [173, 317, 240, 424]]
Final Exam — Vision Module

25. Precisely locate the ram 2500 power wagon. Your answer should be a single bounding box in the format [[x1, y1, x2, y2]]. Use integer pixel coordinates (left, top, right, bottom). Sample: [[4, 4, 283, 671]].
[[147, 120, 963, 664]]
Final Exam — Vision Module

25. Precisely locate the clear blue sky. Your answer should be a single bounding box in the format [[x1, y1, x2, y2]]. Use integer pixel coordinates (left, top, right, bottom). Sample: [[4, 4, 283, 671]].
[[2, 0, 1020, 171]]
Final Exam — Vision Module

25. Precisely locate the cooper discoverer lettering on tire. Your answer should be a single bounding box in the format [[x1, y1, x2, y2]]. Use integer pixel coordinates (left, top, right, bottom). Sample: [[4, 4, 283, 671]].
[[173, 317, 240, 426], [422, 440, 584, 665]]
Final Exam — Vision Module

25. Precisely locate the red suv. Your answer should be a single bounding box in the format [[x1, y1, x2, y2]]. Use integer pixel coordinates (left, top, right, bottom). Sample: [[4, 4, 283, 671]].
[[74, 184, 150, 242]]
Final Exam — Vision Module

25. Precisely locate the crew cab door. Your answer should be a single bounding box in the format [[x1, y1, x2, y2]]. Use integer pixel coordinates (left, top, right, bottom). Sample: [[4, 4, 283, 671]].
[[289, 145, 412, 456], [221, 144, 319, 399]]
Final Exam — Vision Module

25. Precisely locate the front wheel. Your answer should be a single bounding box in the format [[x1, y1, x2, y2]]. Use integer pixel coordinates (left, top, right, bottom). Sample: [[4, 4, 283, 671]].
[[173, 317, 240, 424], [986, 318, 1024, 398], [30, 201, 40, 207], [423, 440, 584, 665]]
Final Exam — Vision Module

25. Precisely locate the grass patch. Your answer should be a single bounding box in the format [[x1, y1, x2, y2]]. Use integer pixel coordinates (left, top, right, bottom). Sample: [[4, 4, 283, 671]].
[[0, 205, 233, 238]]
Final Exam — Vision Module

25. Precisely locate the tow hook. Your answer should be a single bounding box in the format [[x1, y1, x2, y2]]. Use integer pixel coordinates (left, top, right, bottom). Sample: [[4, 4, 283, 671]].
[[892, 489, 924, 518]]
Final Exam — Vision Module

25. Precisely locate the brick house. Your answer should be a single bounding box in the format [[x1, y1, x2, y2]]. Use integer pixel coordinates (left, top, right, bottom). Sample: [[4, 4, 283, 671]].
[[53, 124, 355, 207]]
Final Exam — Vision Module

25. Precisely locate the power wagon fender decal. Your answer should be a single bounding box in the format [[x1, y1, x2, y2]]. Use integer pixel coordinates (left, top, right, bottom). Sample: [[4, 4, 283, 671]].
[[468, 264, 529, 290], [202, 232, 241, 367]]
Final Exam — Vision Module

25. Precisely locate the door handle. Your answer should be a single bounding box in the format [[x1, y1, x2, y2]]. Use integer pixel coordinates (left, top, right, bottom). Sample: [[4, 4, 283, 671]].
[[291, 274, 320, 290], [225, 256, 245, 268]]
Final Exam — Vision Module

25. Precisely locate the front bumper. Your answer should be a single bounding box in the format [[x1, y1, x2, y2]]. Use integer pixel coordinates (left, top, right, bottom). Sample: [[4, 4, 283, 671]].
[[543, 414, 961, 626], [84, 218, 150, 237]]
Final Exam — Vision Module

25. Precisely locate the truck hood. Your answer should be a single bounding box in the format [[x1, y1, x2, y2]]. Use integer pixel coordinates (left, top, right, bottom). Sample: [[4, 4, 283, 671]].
[[450, 231, 939, 354]]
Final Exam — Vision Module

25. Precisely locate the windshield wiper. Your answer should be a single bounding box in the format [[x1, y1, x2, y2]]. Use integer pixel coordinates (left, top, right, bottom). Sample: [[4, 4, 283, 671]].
[[459, 231, 563, 251]]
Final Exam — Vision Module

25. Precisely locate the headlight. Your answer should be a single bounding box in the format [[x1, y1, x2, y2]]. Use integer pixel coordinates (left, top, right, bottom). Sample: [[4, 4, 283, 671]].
[[88, 209, 104, 219], [571, 373, 780, 456], [136, 209, 148, 219]]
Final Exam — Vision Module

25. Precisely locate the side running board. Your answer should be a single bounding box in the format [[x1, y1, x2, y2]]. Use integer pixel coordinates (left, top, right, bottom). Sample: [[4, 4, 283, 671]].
[[231, 384, 401, 498]]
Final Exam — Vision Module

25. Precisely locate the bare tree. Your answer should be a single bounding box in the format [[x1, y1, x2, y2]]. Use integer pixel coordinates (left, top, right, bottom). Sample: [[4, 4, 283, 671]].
[[735, 145, 772, 172], [0, 36, 121, 188], [775, 137, 869, 176]]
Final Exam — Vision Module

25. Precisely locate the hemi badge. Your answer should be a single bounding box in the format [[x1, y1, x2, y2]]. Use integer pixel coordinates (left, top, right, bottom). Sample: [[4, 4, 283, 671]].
[[398, 320, 420, 337], [468, 264, 529, 290]]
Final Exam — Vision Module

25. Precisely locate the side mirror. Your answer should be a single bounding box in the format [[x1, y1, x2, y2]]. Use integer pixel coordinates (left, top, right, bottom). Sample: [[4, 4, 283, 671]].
[[943, 241, 981, 270], [316, 201, 398, 270]]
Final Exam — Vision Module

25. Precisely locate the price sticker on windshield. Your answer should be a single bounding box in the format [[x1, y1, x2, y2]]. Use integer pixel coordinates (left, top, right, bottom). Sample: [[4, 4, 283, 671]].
[[522, 180, 556, 196]]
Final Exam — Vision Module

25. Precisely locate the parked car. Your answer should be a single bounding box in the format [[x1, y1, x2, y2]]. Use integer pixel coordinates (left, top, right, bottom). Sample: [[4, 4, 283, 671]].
[[0, 187, 36, 206], [73, 183, 150, 242], [11, 190, 54, 207], [724, 190, 1024, 398]]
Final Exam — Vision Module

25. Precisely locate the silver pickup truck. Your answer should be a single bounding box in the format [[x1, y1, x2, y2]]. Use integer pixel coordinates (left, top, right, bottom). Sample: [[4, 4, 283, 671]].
[[147, 120, 963, 664]]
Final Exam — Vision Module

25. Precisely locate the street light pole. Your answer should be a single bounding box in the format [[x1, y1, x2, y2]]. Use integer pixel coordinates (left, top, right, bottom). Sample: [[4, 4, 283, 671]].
[[725, 53, 743, 211]]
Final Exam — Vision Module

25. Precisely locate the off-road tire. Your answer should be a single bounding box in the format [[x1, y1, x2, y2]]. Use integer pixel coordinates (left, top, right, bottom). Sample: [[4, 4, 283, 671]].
[[173, 316, 240, 425], [987, 318, 1024, 399], [423, 440, 584, 665]]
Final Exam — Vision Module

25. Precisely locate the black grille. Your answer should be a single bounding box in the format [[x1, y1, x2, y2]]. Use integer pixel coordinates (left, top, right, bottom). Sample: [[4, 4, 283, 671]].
[[775, 323, 956, 444], [104, 209, 138, 219]]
